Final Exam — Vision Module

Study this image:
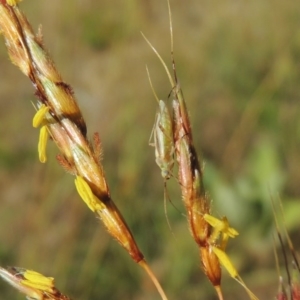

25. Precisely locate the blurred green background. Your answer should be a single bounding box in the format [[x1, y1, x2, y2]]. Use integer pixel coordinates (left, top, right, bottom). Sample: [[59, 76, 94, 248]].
[[0, 0, 300, 299]]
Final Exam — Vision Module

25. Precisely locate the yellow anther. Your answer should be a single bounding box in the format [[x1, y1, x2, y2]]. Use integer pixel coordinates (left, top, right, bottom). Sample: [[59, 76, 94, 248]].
[[33, 104, 50, 128], [75, 176, 103, 212], [212, 246, 238, 278], [212, 247, 258, 300], [204, 214, 239, 249], [204, 214, 223, 228], [212, 246, 259, 300], [204, 214, 238, 237], [6, 0, 23, 6], [21, 270, 54, 293], [38, 126, 49, 163]]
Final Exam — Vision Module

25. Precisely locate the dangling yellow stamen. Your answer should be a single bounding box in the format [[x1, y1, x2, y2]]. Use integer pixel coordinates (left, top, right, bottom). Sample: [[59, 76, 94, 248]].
[[212, 246, 237, 278], [212, 247, 259, 300], [38, 126, 49, 163], [204, 214, 239, 249]]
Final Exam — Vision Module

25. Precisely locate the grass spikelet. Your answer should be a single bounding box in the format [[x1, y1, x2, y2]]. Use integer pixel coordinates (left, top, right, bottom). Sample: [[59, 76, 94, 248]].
[[0, 266, 71, 300]]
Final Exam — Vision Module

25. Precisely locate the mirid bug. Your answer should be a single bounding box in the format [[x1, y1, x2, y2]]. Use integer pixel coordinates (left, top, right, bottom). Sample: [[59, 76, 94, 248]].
[[147, 66, 176, 230]]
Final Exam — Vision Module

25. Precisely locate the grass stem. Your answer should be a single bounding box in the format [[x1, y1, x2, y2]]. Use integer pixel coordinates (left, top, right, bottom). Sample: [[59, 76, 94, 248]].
[[139, 259, 169, 300]]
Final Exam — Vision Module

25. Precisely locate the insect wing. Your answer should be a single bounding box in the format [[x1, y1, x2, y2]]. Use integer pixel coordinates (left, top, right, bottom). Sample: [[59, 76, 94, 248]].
[[154, 100, 174, 180]]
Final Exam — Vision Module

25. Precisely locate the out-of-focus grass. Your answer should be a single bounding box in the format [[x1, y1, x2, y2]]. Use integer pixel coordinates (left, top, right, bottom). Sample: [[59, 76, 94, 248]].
[[0, 0, 300, 299]]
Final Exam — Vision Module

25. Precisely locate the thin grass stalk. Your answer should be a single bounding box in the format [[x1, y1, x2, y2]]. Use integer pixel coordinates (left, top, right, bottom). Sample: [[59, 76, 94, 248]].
[[272, 196, 300, 300]]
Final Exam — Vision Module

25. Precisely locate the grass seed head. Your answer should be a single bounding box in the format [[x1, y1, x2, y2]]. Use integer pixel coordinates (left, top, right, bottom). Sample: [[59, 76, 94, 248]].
[[0, 0, 146, 267]]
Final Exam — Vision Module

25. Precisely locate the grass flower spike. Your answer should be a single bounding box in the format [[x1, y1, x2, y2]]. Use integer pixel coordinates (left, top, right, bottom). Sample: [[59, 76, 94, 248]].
[[143, 0, 258, 299], [0, 1, 168, 299]]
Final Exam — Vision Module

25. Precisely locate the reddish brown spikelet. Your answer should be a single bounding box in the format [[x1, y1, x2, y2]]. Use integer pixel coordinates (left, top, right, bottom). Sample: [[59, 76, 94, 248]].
[[97, 199, 144, 261], [172, 99, 210, 245], [200, 247, 222, 287], [173, 94, 222, 289]]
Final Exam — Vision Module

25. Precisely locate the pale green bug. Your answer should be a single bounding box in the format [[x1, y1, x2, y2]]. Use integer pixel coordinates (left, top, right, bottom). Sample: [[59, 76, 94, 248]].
[[147, 66, 176, 230], [147, 66, 175, 182]]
